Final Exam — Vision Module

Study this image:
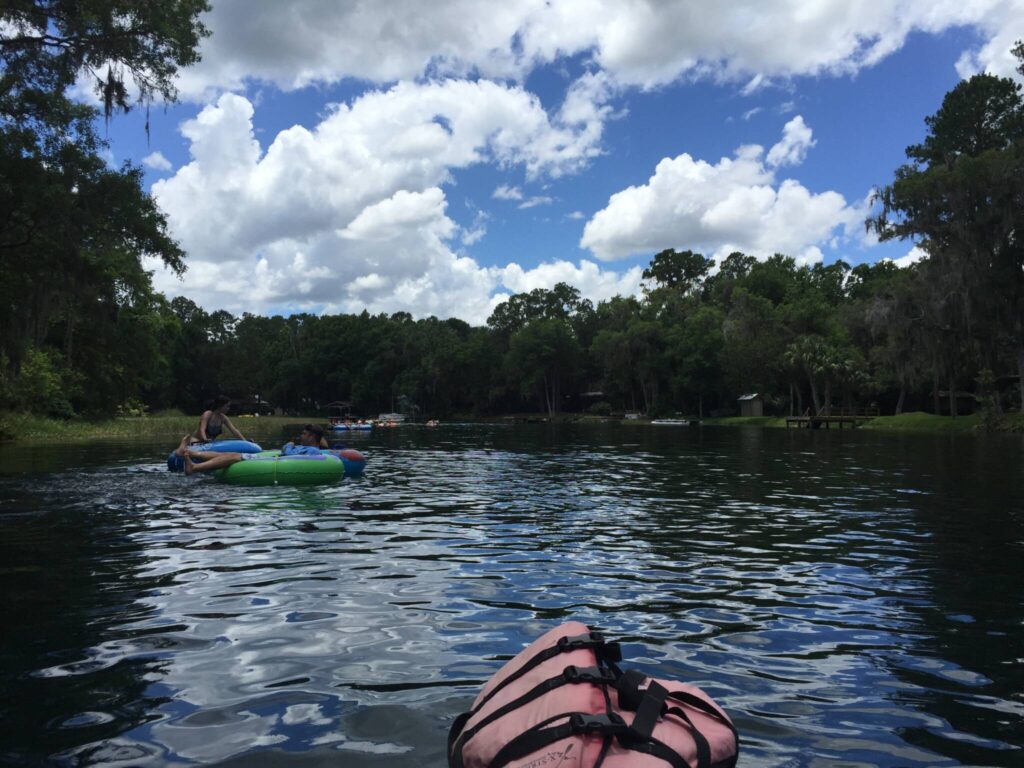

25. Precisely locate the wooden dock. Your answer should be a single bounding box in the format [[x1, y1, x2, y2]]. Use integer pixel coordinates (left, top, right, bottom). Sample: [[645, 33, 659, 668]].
[[786, 407, 879, 429]]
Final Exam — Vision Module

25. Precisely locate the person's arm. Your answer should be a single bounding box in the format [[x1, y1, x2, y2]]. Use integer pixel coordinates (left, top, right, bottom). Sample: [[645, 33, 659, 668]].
[[222, 415, 246, 441], [197, 411, 212, 441]]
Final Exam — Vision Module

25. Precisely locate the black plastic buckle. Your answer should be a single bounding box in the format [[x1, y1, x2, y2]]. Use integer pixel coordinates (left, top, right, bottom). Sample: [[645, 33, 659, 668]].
[[569, 712, 629, 735], [597, 641, 622, 663], [557, 631, 602, 650], [564, 665, 616, 684]]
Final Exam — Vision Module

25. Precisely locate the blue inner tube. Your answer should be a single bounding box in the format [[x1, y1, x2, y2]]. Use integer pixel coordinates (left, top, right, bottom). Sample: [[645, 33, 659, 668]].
[[167, 439, 263, 472]]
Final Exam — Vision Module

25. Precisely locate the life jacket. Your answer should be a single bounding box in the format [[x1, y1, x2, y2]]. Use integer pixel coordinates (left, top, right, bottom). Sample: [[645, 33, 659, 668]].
[[448, 622, 738, 768]]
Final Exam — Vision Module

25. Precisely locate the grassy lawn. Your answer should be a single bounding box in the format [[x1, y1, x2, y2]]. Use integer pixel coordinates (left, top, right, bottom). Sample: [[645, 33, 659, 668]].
[[863, 411, 1024, 433], [700, 416, 788, 428], [0, 413, 319, 442], [703, 411, 1024, 433], [861, 412, 981, 434], [4, 410, 1021, 442]]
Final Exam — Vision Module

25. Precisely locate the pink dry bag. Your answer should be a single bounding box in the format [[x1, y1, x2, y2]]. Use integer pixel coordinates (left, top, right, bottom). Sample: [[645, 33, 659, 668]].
[[448, 621, 738, 768]]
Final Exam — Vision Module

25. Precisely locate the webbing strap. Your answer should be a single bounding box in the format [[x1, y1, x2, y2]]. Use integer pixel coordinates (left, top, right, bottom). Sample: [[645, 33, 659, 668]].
[[447, 710, 472, 767], [630, 679, 669, 739], [470, 631, 617, 717], [616, 672, 717, 768], [666, 688, 739, 763], [667, 689, 735, 728], [488, 713, 629, 768], [487, 712, 696, 768], [619, 732, 695, 768], [664, 706, 711, 768], [448, 629, 737, 768], [456, 665, 617, 750]]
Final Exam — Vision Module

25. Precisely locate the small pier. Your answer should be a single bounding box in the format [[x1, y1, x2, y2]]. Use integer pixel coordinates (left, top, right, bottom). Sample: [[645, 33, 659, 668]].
[[786, 406, 879, 429]]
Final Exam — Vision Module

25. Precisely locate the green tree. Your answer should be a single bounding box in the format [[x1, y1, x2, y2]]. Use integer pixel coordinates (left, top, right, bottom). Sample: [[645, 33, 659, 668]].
[[642, 248, 714, 296], [1, 0, 209, 122], [1, 0, 209, 415], [871, 53, 1024, 411], [720, 288, 785, 399], [506, 319, 581, 415], [665, 305, 724, 417]]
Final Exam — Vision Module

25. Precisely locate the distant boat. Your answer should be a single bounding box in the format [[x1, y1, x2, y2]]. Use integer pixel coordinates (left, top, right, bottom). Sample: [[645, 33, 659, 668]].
[[651, 418, 696, 426]]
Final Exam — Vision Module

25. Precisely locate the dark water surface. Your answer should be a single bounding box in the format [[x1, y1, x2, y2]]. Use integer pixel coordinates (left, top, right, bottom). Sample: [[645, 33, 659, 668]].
[[1, 424, 1022, 767]]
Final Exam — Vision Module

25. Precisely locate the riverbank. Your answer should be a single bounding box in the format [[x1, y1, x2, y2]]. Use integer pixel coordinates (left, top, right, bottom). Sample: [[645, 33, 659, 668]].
[[3, 410, 1022, 443], [0, 413, 317, 443], [703, 411, 1024, 434]]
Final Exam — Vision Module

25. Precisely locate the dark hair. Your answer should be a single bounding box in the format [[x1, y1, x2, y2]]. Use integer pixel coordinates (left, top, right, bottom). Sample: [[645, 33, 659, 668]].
[[214, 395, 232, 409], [303, 423, 324, 441]]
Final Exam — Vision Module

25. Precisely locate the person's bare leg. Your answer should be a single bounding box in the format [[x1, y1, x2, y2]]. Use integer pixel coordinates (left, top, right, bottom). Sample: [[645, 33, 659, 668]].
[[184, 451, 243, 475], [174, 435, 192, 457]]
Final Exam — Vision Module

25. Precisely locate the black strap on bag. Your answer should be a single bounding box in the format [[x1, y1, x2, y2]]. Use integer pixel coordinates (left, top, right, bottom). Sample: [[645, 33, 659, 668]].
[[447, 710, 473, 766], [489, 713, 627, 768], [616, 675, 708, 768], [487, 712, 696, 768], [448, 628, 737, 768], [454, 665, 618, 755], [471, 632, 619, 716], [665, 689, 739, 766], [449, 631, 620, 765]]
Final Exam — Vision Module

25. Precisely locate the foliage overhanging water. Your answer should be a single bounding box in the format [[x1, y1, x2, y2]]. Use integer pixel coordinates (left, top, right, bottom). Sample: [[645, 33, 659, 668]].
[[1, 424, 1022, 767]]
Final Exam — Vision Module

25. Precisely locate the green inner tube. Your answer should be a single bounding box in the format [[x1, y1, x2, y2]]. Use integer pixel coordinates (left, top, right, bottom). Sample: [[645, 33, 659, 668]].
[[214, 450, 345, 486]]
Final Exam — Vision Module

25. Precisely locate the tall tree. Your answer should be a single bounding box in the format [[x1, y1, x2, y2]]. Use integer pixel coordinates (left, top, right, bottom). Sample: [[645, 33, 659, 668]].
[[0, 0, 209, 414], [642, 249, 714, 295], [871, 50, 1024, 410], [506, 319, 582, 415]]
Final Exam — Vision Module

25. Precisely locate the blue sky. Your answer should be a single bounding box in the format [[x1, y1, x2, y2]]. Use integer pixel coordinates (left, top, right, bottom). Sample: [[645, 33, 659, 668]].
[[91, 1, 1023, 324]]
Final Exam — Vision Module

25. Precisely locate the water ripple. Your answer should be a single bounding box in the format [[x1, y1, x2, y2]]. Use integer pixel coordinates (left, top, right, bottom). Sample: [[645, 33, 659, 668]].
[[0, 425, 1022, 766]]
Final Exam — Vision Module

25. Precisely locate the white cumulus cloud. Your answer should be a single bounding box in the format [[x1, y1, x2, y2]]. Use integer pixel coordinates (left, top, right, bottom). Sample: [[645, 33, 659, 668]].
[[498, 259, 644, 302], [173, 0, 1022, 98], [766, 116, 815, 167], [580, 117, 859, 265], [887, 245, 928, 268], [150, 83, 629, 323], [142, 151, 173, 172]]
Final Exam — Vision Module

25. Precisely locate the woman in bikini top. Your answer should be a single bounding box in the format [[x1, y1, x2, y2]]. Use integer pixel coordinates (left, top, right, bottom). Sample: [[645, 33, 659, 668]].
[[194, 395, 248, 443]]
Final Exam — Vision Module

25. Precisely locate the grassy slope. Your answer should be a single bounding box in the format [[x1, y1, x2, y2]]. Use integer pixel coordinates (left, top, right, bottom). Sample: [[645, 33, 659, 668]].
[[3, 410, 1021, 442], [705, 411, 1024, 434], [864, 411, 1024, 433], [0, 413, 316, 442], [861, 412, 981, 434], [700, 416, 788, 428]]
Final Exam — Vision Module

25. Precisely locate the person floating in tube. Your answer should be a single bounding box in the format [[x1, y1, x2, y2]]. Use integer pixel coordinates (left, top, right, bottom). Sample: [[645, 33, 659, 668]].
[[182, 424, 325, 475]]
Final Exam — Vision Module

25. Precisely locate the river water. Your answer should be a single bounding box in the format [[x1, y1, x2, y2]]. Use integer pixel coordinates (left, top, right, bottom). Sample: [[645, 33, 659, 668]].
[[0, 423, 1022, 767]]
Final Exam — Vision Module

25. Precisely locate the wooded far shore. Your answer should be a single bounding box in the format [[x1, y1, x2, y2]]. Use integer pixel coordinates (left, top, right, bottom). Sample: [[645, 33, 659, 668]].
[[2, 411, 1021, 444]]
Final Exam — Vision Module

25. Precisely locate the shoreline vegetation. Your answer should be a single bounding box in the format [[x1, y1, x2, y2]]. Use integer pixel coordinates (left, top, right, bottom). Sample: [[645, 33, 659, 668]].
[[700, 412, 1024, 434], [2, 9, 1023, 447], [0, 413, 314, 443], [2, 411, 1021, 444]]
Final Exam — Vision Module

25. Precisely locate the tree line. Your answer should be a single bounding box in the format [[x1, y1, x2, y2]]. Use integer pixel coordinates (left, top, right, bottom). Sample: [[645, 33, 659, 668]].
[[1, 4, 1021, 420]]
